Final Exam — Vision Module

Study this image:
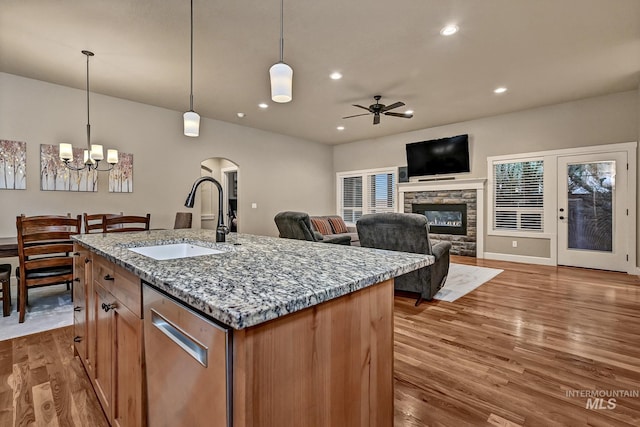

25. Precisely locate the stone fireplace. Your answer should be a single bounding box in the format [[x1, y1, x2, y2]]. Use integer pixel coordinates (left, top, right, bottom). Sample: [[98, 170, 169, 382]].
[[398, 179, 485, 257]]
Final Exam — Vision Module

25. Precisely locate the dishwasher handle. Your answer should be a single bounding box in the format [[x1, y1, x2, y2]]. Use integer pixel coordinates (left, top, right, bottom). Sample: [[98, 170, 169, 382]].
[[150, 308, 208, 367]]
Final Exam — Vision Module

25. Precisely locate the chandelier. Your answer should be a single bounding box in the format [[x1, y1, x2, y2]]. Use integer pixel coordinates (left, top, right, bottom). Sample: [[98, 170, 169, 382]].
[[59, 50, 118, 171]]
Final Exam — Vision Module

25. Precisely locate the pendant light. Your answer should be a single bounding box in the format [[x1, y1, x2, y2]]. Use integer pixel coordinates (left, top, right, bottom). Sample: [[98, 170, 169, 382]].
[[184, 0, 200, 137], [269, 0, 293, 103], [59, 50, 118, 171]]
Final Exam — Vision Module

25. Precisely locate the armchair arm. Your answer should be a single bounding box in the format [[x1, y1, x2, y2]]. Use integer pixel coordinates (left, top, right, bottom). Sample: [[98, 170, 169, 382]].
[[431, 241, 452, 260]]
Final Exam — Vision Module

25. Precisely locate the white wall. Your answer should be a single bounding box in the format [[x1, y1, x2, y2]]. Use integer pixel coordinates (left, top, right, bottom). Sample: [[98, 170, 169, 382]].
[[0, 73, 334, 239], [333, 91, 639, 260]]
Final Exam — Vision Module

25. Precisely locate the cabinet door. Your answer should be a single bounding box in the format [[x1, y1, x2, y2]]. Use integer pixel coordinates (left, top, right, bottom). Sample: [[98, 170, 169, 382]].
[[85, 254, 96, 379], [94, 282, 114, 423], [113, 302, 144, 427], [72, 249, 87, 361]]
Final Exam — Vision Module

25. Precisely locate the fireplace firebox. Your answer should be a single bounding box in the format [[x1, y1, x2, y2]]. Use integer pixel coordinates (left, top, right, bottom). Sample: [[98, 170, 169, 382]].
[[412, 203, 467, 236]]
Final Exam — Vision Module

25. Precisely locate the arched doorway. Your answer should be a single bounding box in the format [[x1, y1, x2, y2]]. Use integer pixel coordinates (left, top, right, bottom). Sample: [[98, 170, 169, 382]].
[[200, 157, 239, 232]]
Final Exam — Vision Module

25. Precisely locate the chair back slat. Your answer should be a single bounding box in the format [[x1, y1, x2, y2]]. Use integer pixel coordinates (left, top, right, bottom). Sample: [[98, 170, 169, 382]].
[[103, 214, 150, 233], [23, 242, 73, 257], [24, 257, 73, 270], [84, 212, 124, 233]]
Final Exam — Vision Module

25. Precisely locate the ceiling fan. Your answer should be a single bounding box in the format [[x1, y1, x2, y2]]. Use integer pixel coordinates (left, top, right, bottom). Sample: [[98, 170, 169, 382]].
[[342, 95, 413, 125]]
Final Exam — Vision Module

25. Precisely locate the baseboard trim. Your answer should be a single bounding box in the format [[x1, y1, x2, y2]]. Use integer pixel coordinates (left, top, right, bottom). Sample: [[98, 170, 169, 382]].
[[484, 252, 555, 266]]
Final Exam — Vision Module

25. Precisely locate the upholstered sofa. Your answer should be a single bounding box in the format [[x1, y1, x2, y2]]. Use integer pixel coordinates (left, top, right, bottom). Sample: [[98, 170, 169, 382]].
[[274, 211, 351, 245], [309, 215, 360, 246]]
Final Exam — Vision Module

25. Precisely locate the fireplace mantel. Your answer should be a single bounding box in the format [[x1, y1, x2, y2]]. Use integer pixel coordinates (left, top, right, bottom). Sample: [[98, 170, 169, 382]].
[[397, 178, 486, 258]]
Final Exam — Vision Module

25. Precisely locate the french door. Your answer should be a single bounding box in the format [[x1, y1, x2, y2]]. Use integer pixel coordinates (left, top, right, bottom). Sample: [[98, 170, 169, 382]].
[[557, 152, 628, 271]]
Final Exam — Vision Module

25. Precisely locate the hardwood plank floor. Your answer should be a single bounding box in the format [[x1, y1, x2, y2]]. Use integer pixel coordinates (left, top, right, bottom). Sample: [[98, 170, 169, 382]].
[[394, 256, 640, 426], [1, 257, 639, 426], [0, 326, 108, 427]]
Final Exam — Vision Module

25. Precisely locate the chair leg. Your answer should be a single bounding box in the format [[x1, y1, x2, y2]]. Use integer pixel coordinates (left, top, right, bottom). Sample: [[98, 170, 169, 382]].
[[1, 279, 10, 317], [18, 280, 26, 323]]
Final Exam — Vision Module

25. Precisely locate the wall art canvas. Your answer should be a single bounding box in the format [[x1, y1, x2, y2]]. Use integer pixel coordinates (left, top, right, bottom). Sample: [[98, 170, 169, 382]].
[[109, 152, 133, 193], [0, 139, 27, 190], [40, 144, 98, 192]]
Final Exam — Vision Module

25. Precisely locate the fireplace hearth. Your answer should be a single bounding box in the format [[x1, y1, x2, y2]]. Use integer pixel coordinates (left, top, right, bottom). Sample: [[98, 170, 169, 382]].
[[412, 203, 467, 235]]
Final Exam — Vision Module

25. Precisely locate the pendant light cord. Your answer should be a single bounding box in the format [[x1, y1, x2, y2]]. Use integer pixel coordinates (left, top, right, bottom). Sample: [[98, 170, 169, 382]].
[[279, 0, 284, 62], [83, 50, 93, 152], [189, 0, 194, 111]]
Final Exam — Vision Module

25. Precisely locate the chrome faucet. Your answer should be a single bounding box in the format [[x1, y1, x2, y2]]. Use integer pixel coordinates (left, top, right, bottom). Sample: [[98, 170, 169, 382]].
[[185, 176, 229, 242]]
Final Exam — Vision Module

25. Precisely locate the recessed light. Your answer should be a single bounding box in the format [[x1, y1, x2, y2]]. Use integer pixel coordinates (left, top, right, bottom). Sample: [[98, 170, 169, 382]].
[[237, 112, 246, 118], [336, 126, 345, 131], [440, 25, 459, 36], [494, 87, 508, 94], [404, 110, 414, 115], [330, 72, 343, 80], [258, 103, 269, 109]]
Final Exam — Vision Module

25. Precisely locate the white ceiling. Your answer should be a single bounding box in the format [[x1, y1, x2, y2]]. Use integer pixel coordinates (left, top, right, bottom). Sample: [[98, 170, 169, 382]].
[[1, 0, 639, 145]]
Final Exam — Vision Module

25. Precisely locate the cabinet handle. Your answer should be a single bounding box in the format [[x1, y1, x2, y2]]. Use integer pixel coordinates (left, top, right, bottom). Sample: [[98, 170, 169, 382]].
[[73, 336, 82, 342], [74, 306, 82, 312], [559, 216, 565, 220], [150, 309, 208, 367], [74, 278, 81, 282], [103, 274, 115, 281], [102, 302, 117, 312], [73, 252, 80, 256], [85, 258, 91, 264]]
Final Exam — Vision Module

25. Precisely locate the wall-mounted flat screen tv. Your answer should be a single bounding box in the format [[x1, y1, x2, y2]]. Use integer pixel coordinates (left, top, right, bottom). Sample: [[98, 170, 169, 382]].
[[406, 134, 470, 177]]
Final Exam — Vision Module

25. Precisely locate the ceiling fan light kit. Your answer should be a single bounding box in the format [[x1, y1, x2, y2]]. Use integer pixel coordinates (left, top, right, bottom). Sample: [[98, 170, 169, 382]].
[[342, 95, 413, 125]]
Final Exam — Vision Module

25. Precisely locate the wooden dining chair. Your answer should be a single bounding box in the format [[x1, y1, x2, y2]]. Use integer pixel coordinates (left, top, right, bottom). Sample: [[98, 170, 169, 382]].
[[15, 214, 82, 323], [0, 264, 11, 317], [83, 212, 124, 233], [102, 214, 151, 233]]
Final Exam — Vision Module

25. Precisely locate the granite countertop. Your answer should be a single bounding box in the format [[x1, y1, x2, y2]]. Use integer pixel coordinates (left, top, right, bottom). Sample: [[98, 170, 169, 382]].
[[73, 229, 433, 329]]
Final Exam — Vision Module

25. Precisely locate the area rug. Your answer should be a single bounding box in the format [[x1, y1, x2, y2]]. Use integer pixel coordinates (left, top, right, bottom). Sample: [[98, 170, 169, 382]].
[[433, 263, 503, 302], [0, 285, 73, 341]]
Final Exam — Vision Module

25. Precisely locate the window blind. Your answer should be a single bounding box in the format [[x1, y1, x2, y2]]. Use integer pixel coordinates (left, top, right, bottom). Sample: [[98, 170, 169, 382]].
[[367, 172, 395, 214], [338, 168, 397, 223], [341, 176, 363, 223], [493, 160, 544, 231]]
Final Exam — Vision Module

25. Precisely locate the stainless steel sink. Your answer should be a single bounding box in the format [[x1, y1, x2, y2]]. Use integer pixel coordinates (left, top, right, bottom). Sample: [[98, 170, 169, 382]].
[[128, 243, 225, 260]]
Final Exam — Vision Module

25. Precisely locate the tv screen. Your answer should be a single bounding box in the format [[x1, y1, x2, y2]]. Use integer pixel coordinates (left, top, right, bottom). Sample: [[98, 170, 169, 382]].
[[406, 134, 470, 177]]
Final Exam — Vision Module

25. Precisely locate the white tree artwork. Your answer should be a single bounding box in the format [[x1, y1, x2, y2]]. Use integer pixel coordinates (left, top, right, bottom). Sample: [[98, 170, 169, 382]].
[[40, 144, 98, 192], [109, 152, 133, 193], [0, 140, 27, 190]]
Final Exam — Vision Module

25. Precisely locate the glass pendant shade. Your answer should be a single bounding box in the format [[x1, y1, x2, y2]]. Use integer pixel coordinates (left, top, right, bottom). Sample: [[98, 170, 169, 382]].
[[184, 111, 200, 137], [90, 144, 104, 160], [59, 143, 73, 161], [107, 149, 119, 164], [270, 62, 293, 103]]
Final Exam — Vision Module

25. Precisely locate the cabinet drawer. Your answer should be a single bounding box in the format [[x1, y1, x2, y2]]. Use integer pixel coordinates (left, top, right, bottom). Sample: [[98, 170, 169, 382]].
[[94, 255, 115, 293], [113, 264, 142, 318]]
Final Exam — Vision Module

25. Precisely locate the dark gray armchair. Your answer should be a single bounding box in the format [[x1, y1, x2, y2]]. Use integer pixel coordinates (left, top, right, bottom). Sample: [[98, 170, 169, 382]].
[[356, 212, 451, 305], [274, 211, 351, 245]]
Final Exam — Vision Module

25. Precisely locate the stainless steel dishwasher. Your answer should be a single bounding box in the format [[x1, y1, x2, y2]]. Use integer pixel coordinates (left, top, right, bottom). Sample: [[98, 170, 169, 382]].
[[143, 283, 232, 427]]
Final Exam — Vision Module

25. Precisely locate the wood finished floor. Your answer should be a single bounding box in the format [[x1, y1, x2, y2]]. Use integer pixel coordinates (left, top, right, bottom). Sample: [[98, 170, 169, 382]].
[[1, 257, 639, 426], [394, 256, 640, 426]]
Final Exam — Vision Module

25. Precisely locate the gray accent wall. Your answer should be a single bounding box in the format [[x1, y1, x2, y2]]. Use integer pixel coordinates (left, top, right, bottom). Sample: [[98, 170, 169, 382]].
[[0, 72, 334, 238], [333, 91, 639, 262]]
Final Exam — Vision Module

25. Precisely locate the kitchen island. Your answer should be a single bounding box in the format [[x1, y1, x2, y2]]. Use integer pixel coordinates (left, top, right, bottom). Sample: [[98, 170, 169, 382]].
[[72, 229, 433, 427]]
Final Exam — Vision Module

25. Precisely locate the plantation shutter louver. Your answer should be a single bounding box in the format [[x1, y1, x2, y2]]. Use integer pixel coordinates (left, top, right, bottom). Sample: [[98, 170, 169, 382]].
[[367, 172, 396, 214], [341, 176, 363, 222]]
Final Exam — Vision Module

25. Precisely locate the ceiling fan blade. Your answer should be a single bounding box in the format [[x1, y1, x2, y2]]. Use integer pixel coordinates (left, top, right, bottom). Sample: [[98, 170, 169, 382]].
[[384, 112, 413, 118], [373, 114, 380, 125], [381, 101, 405, 112], [352, 104, 372, 112], [342, 113, 370, 119]]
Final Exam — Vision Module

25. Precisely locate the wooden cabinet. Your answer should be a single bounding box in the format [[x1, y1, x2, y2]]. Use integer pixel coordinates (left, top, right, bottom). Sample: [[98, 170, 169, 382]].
[[74, 249, 144, 427], [73, 244, 93, 375]]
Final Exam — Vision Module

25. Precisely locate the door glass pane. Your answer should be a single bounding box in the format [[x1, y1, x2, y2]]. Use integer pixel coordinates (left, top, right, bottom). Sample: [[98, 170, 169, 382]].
[[566, 161, 614, 251]]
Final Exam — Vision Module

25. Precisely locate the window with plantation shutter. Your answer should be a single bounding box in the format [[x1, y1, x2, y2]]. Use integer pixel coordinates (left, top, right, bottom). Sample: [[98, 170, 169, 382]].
[[338, 168, 396, 223], [493, 159, 544, 232]]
